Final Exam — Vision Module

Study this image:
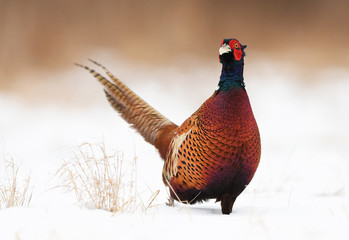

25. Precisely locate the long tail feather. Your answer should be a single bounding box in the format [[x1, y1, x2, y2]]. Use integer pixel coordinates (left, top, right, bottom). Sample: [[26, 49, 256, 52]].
[[76, 60, 177, 147]]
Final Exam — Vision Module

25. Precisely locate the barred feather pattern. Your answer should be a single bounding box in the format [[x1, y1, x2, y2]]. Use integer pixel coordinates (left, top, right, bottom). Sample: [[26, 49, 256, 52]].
[[164, 88, 261, 206], [162, 115, 197, 184], [77, 60, 177, 146]]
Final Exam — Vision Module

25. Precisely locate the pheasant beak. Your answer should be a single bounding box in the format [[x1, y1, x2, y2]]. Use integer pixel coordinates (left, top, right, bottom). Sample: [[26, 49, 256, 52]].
[[219, 43, 232, 55]]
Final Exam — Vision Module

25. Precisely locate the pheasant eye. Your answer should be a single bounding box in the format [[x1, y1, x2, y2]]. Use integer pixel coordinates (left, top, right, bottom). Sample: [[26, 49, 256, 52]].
[[234, 43, 239, 49]]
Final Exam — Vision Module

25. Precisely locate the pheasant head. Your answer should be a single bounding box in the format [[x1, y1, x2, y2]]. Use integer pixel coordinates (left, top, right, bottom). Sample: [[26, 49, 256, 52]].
[[218, 38, 247, 90]]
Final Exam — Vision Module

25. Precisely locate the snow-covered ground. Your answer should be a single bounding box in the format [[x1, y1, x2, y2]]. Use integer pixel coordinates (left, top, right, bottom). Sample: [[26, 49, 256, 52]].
[[0, 58, 348, 239]]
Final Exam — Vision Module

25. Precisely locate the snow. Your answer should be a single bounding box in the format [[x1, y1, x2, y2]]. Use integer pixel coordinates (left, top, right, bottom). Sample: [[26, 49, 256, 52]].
[[1, 59, 349, 239]]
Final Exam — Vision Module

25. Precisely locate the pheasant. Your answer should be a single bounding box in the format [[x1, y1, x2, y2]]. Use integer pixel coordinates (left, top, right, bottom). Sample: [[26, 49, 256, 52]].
[[77, 38, 261, 214]]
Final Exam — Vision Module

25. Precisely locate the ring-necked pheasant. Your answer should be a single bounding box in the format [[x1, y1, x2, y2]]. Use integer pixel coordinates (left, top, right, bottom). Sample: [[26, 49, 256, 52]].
[[77, 38, 261, 214]]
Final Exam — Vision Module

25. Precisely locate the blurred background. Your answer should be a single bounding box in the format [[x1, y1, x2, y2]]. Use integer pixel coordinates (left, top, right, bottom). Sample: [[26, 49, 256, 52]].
[[0, 0, 349, 214], [1, 0, 349, 95]]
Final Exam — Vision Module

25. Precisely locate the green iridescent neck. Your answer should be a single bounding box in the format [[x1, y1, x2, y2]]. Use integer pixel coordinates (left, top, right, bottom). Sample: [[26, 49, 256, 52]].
[[218, 61, 245, 91]]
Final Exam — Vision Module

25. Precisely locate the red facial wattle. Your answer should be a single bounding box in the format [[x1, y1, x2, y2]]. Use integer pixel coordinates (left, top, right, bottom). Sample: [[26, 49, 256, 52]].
[[229, 39, 243, 61]]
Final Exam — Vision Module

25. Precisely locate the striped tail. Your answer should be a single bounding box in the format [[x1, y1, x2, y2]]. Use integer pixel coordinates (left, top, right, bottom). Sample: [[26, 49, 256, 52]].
[[76, 60, 178, 148]]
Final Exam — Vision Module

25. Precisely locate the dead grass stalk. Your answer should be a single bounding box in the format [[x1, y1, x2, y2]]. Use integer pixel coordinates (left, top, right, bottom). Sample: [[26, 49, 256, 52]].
[[57, 142, 157, 213], [0, 157, 33, 209]]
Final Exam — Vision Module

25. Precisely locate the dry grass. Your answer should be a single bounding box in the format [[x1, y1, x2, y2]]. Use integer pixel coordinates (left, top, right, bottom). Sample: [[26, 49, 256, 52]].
[[57, 142, 158, 213], [0, 157, 33, 209]]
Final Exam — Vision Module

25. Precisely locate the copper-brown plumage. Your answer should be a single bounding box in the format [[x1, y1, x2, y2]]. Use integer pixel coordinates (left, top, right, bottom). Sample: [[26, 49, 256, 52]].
[[76, 59, 177, 149], [78, 38, 261, 214]]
